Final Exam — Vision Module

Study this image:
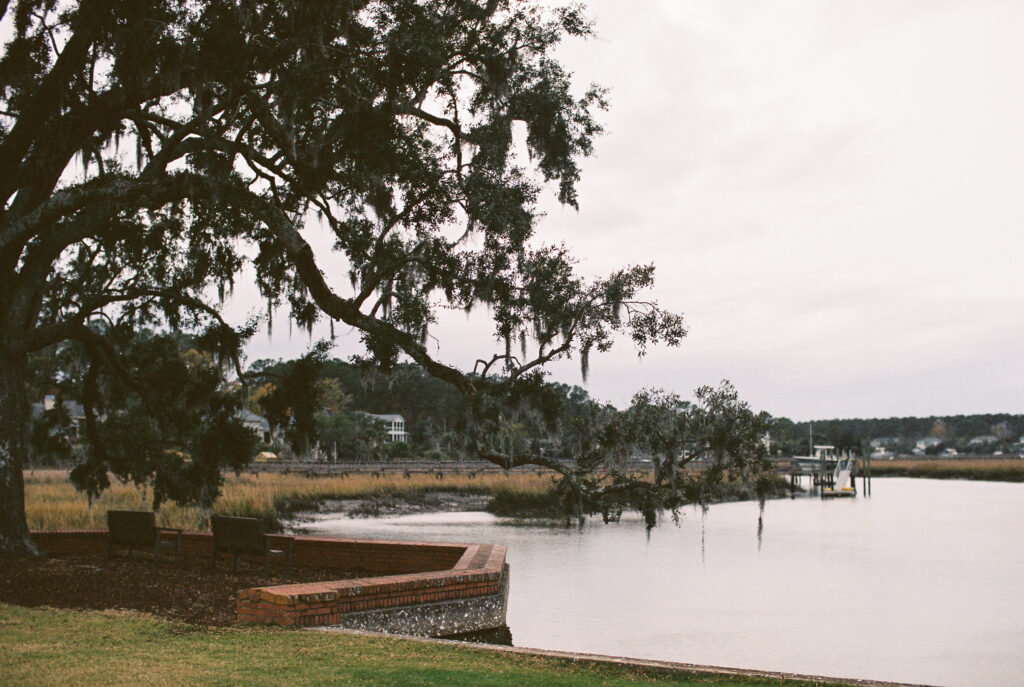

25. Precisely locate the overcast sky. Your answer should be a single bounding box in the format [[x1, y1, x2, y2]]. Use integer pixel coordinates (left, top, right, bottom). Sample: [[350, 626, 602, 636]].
[[228, 0, 1024, 421]]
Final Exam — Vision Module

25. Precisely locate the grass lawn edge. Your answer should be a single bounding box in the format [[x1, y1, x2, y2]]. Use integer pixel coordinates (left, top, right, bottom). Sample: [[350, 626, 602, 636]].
[[0, 603, 931, 687], [316, 626, 934, 687]]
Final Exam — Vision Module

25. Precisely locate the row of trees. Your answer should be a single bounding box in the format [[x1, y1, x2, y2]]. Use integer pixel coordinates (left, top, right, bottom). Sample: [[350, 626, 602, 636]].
[[770, 415, 1024, 456], [245, 353, 470, 460], [34, 333, 1017, 475], [233, 353, 1024, 462]]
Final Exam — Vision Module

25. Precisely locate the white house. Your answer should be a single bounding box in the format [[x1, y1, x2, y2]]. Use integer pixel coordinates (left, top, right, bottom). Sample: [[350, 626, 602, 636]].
[[235, 409, 272, 443], [870, 445, 895, 459], [365, 413, 409, 443], [31, 395, 86, 441]]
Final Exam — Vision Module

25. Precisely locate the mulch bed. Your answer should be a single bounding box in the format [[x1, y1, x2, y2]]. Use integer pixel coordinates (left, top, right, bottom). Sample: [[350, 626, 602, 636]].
[[0, 552, 380, 626]]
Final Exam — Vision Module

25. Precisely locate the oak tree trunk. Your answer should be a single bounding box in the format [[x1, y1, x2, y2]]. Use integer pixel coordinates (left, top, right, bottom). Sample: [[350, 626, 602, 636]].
[[0, 351, 38, 554]]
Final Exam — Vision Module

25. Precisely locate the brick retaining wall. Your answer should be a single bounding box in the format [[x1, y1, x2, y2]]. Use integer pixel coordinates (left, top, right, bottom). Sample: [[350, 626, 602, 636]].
[[29, 530, 508, 633], [237, 542, 506, 628]]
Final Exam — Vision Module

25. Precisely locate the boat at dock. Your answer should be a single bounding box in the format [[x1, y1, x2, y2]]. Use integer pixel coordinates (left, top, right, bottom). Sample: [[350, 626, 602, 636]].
[[779, 445, 863, 498], [821, 449, 857, 498]]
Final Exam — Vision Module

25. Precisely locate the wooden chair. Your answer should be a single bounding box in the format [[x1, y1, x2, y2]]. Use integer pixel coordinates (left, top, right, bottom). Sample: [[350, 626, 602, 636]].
[[210, 515, 293, 575], [107, 510, 182, 564]]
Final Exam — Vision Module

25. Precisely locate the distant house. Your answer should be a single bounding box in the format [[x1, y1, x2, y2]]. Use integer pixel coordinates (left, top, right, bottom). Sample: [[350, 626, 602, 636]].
[[235, 409, 272, 443], [31, 395, 85, 441], [991, 421, 1012, 441], [968, 435, 999, 447], [915, 437, 942, 451], [870, 437, 899, 449], [364, 413, 409, 443]]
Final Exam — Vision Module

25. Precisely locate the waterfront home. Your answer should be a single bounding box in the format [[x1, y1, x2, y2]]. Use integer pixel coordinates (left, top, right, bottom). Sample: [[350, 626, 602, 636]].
[[968, 434, 1000, 448], [30, 395, 86, 441], [914, 437, 942, 452], [364, 413, 410, 443], [235, 409, 272, 444]]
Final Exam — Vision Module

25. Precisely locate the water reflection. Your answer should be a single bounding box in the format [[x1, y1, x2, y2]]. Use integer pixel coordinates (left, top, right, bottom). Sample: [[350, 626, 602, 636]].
[[293, 478, 1024, 687]]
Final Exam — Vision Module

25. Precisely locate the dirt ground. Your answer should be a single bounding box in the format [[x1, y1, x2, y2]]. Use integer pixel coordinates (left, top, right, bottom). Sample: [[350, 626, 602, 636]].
[[0, 552, 376, 626]]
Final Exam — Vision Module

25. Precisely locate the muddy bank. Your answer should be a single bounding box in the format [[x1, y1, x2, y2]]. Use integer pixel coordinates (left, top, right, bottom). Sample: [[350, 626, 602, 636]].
[[290, 479, 799, 525], [293, 491, 493, 521]]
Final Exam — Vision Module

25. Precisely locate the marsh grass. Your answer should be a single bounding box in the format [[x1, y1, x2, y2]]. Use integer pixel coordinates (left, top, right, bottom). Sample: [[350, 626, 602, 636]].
[[23, 469, 558, 531], [23, 467, 799, 532], [868, 458, 1024, 482]]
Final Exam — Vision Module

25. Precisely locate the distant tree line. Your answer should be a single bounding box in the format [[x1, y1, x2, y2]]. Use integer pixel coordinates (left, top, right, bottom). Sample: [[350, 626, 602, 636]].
[[243, 349, 602, 462], [33, 336, 1023, 472], [249, 351, 1024, 461], [769, 415, 1024, 456]]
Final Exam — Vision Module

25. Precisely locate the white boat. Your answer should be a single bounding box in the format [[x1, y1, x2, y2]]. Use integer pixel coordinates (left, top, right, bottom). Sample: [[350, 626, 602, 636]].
[[789, 445, 858, 497], [821, 446, 857, 498]]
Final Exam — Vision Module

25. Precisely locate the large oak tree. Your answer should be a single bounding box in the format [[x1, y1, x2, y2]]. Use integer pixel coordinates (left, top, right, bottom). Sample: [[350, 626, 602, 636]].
[[0, 0, 765, 554]]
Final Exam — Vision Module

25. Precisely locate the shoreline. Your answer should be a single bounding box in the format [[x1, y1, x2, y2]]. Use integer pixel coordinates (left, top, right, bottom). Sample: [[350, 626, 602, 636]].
[[298, 491, 494, 520], [866, 458, 1024, 482], [287, 479, 800, 526], [25, 465, 1022, 535], [14, 479, 999, 687]]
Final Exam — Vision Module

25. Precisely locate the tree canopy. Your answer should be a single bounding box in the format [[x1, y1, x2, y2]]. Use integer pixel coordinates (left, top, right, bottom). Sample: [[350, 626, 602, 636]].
[[0, 0, 764, 553], [66, 330, 257, 508]]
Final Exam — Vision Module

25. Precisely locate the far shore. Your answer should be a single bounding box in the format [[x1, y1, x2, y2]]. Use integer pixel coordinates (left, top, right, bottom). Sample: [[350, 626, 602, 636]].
[[866, 457, 1024, 482]]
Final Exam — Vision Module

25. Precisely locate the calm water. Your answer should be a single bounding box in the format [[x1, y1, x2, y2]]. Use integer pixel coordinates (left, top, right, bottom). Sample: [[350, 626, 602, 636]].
[[293, 478, 1024, 687]]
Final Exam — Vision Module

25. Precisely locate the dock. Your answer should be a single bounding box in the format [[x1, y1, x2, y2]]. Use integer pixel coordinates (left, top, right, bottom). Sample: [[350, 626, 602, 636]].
[[773, 445, 872, 498]]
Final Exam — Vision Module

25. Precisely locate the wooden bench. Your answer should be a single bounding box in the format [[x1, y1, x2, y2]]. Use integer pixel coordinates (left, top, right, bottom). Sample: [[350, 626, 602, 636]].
[[106, 510, 182, 564], [210, 515, 293, 575]]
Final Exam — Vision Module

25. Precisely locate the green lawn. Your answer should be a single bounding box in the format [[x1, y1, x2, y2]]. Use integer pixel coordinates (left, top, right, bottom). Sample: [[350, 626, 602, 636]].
[[0, 604, 840, 687]]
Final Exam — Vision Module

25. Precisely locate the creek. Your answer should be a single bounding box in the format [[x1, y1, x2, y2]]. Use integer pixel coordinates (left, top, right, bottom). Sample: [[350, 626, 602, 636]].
[[292, 477, 1024, 687]]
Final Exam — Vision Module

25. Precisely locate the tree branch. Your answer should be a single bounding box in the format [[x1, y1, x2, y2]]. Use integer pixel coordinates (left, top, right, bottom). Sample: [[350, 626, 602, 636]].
[[223, 183, 478, 396], [71, 324, 158, 417], [0, 5, 96, 203]]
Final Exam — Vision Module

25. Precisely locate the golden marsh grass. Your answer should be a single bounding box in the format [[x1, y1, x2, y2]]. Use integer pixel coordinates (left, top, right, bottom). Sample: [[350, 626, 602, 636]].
[[23, 468, 556, 531], [868, 458, 1024, 481]]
